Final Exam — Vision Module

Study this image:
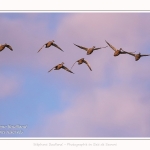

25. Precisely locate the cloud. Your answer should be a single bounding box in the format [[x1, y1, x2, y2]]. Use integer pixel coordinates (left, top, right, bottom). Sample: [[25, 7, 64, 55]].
[[29, 13, 150, 137], [1, 13, 150, 137], [31, 83, 150, 137], [0, 74, 20, 99]]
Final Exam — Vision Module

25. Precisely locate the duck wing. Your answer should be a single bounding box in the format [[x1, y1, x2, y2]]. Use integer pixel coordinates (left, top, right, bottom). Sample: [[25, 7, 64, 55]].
[[6, 44, 13, 51], [52, 43, 63, 51], [140, 54, 150, 57], [94, 46, 108, 50], [62, 66, 74, 74], [83, 60, 92, 71], [105, 40, 117, 51], [123, 51, 136, 56], [120, 50, 136, 54], [71, 61, 77, 70], [74, 43, 88, 51], [37, 44, 45, 53], [48, 66, 56, 72]]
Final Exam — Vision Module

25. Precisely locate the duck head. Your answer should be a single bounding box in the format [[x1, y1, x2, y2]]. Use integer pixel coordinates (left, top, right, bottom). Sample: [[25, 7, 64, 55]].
[[119, 48, 123, 51]]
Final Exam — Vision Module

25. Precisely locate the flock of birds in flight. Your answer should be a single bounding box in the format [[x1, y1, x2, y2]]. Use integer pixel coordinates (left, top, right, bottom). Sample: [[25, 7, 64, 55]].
[[1, 40, 150, 74]]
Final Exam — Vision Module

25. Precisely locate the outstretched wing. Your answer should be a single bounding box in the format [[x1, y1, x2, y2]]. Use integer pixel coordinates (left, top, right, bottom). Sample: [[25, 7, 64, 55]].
[[83, 60, 92, 71], [123, 51, 136, 56], [48, 66, 55, 73], [105, 40, 117, 51], [52, 43, 63, 51], [62, 66, 74, 74], [120, 50, 136, 54], [74, 43, 88, 51], [71, 61, 77, 70], [94, 46, 108, 50], [141, 54, 150, 57], [6, 45, 13, 51], [37, 44, 45, 53]]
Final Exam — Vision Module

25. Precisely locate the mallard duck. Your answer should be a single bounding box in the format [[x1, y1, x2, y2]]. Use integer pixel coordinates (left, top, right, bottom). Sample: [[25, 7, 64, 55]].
[[74, 43, 107, 55], [71, 58, 92, 71], [124, 52, 150, 61], [0, 43, 13, 51], [38, 40, 63, 53], [105, 40, 135, 56], [48, 62, 74, 74]]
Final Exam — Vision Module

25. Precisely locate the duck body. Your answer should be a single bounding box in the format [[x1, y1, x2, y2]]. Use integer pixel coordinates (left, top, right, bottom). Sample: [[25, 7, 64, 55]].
[[54, 63, 64, 70], [78, 59, 84, 64], [87, 47, 95, 55], [45, 41, 55, 48], [0, 45, 6, 51], [114, 50, 122, 56], [135, 53, 141, 61]]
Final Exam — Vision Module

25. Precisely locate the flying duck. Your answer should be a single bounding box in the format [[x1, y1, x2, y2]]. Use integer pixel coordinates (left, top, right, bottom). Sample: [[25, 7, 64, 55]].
[[48, 62, 74, 74], [105, 40, 135, 56], [38, 40, 63, 53], [71, 58, 92, 71], [124, 52, 150, 61], [74, 43, 107, 55]]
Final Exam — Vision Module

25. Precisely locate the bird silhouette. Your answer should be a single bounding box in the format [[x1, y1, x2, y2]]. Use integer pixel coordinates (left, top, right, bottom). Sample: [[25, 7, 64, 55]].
[[71, 58, 92, 71], [38, 40, 63, 53], [48, 62, 74, 74], [105, 40, 135, 56], [124, 52, 150, 61], [74, 43, 107, 55]]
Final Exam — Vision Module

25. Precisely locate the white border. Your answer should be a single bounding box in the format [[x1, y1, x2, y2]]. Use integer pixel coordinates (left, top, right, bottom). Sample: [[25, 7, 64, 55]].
[[0, 0, 150, 11], [0, 138, 150, 149]]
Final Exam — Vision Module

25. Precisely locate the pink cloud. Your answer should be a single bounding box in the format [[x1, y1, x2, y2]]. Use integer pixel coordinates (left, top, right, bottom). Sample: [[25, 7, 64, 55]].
[[0, 75, 21, 99], [1, 13, 150, 136], [30, 82, 150, 137]]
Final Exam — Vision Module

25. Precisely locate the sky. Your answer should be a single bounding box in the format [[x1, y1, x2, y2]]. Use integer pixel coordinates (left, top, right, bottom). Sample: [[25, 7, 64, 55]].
[[0, 13, 150, 137]]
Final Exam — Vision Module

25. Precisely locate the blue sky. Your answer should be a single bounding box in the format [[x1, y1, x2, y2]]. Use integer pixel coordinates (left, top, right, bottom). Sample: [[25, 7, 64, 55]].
[[0, 13, 150, 137]]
